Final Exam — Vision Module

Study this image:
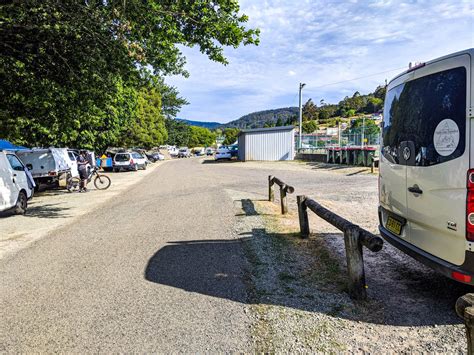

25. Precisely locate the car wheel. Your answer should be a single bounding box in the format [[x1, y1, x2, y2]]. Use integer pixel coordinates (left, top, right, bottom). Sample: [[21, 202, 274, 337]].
[[113, 168, 119, 173], [14, 191, 27, 215], [133, 164, 138, 171], [143, 164, 147, 170]]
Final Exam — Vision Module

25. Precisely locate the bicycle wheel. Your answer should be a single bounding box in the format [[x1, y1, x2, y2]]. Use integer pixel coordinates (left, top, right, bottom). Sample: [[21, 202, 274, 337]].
[[67, 177, 81, 192], [94, 174, 111, 190]]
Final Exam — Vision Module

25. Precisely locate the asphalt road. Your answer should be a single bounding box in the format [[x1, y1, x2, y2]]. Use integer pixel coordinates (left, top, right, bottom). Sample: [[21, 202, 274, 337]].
[[0, 158, 255, 353]]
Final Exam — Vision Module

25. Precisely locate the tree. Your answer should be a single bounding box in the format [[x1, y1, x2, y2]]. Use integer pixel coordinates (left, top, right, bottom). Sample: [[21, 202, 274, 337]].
[[302, 99, 319, 122], [165, 119, 191, 147], [302, 120, 318, 133], [275, 117, 284, 126], [188, 126, 216, 148], [0, 0, 259, 150], [223, 128, 240, 145], [119, 86, 167, 149]]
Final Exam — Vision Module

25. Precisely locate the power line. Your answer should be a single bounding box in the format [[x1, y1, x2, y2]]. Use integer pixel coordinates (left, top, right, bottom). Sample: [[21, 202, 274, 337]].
[[308, 66, 406, 90]]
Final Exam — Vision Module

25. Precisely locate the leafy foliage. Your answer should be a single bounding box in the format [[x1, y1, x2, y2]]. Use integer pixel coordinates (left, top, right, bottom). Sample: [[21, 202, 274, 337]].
[[0, 0, 259, 150], [302, 120, 318, 133], [222, 128, 240, 145]]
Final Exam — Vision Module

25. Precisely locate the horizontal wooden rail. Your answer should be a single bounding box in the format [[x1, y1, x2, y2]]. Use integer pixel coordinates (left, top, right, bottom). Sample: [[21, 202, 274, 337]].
[[297, 195, 383, 300], [268, 175, 295, 214]]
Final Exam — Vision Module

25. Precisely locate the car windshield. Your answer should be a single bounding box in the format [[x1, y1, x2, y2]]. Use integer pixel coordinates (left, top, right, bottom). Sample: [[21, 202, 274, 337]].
[[115, 154, 130, 161]]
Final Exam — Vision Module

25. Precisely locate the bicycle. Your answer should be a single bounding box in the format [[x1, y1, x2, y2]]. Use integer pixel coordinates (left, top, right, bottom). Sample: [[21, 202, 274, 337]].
[[67, 166, 111, 192]]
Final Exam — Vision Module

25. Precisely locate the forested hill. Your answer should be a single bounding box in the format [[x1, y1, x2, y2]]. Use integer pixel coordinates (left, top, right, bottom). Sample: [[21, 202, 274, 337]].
[[221, 107, 299, 129], [175, 119, 221, 129]]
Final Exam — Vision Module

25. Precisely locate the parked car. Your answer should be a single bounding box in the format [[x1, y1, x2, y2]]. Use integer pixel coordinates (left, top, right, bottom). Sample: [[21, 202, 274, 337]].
[[146, 151, 165, 162], [228, 144, 239, 158], [192, 147, 205, 156], [215, 147, 232, 161], [0, 151, 34, 214], [206, 148, 214, 156], [16, 148, 71, 190], [178, 147, 191, 158], [379, 48, 474, 284], [168, 146, 179, 158], [113, 151, 147, 171]]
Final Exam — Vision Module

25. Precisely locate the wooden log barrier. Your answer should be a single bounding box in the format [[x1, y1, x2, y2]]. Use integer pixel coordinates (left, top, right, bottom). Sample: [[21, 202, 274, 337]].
[[296, 195, 383, 300], [268, 176, 295, 215], [268, 175, 274, 202], [456, 294, 474, 355]]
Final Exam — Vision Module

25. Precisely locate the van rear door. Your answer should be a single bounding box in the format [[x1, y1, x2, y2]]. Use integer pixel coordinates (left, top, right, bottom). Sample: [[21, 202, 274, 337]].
[[404, 55, 470, 266], [379, 72, 415, 242]]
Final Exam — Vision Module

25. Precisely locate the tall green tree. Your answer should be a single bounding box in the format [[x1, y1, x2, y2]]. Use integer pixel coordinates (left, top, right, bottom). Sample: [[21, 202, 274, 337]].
[[188, 126, 216, 147], [0, 0, 259, 149], [165, 119, 191, 147], [223, 128, 240, 145]]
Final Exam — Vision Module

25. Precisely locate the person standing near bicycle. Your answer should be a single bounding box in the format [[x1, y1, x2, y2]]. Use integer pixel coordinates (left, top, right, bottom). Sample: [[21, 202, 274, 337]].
[[77, 150, 89, 192]]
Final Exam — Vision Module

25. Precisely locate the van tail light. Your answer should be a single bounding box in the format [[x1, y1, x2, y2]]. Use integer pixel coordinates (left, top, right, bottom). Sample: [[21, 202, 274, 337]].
[[48, 171, 57, 176], [452, 271, 472, 283], [467, 170, 474, 241]]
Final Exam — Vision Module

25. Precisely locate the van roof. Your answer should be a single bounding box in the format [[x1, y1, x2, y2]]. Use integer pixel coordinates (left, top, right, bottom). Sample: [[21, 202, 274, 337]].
[[388, 48, 473, 85]]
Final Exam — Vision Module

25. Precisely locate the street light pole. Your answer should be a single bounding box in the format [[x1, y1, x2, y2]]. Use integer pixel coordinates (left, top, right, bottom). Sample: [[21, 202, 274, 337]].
[[361, 116, 366, 149], [298, 83, 306, 149]]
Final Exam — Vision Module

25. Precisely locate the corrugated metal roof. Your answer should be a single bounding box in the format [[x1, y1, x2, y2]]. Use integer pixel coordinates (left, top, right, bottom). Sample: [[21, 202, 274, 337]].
[[238, 125, 294, 135]]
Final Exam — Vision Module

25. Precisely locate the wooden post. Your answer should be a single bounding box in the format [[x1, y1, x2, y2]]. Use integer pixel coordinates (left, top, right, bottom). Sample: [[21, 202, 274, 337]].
[[280, 185, 288, 214], [268, 175, 274, 202], [456, 294, 474, 355], [343, 226, 367, 300], [297, 195, 310, 238]]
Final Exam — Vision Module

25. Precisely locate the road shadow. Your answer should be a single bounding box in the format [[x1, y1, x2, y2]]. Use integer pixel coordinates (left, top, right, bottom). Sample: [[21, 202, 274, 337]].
[[144, 198, 469, 328], [145, 239, 248, 303], [346, 169, 368, 176], [26, 203, 71, 218], [201, 159, 240, 164]]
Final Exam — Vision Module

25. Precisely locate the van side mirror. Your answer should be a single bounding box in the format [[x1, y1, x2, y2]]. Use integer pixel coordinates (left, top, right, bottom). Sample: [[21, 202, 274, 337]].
[[26, 164, 33, 170]]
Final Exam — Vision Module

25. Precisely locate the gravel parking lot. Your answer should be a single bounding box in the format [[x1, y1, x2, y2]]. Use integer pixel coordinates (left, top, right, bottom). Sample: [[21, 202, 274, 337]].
[[1, 157, 470, 352], [0, 161, 166, 260], [211, 159, 469, 352]]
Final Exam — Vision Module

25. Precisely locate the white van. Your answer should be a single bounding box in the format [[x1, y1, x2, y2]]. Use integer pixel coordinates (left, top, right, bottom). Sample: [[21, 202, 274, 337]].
[[0, 151, 33, 214], [379, 48, 473, 284], [16, 148, 70, 190]]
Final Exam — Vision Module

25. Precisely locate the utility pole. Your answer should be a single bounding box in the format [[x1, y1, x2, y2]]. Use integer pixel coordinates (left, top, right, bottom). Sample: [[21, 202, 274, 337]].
[[361, 116, 366, 149], [298, 83, 306, 149]]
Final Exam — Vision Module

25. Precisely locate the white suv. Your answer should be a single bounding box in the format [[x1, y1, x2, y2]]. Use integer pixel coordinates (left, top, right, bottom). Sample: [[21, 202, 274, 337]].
[[379, 48, 473, 284], [113, 152, 147, 172]]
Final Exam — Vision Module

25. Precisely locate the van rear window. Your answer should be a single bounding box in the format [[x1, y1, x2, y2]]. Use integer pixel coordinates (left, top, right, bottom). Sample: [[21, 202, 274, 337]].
[[382, 66, 466, 166]]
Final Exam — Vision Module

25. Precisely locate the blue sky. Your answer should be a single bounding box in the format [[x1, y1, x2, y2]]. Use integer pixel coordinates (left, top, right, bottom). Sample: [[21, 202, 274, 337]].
[[166, 0, 474, 123]]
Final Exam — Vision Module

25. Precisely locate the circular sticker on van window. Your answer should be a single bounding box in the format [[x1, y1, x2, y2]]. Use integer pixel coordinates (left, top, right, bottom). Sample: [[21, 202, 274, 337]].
[[433, 119, 459, 156]]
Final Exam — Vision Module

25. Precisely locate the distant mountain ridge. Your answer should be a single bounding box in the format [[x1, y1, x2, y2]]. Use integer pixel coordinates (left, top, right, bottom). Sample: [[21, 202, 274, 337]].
[[221, 107, 299, 129], [177, 107, 299, 130], [175, 118, 221, 129]]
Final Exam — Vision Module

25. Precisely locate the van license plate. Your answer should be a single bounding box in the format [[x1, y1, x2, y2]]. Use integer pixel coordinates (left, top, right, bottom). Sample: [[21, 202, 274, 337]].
[[386, 216, 402, 235]]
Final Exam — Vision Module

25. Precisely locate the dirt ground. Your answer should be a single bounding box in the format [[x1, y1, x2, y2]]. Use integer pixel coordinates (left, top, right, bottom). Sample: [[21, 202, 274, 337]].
[[0, 161, 167, 260], [224, 159, 469, 353]]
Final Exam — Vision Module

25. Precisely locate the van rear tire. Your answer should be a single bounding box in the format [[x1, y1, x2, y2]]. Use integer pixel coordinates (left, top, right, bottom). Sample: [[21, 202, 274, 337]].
[[14, 191, 27, 215]]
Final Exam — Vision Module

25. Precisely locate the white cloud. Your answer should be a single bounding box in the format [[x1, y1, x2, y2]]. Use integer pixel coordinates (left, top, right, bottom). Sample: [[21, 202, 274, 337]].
[[166, 0, 474, 122]]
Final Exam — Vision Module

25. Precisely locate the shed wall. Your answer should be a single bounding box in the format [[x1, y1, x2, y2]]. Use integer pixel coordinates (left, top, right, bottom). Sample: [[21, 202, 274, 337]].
[[239, 129, 294, 161]]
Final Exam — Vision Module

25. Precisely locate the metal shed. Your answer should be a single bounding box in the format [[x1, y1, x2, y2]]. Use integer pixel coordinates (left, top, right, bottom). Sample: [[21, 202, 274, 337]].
[[237, 126, 295, 161]]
